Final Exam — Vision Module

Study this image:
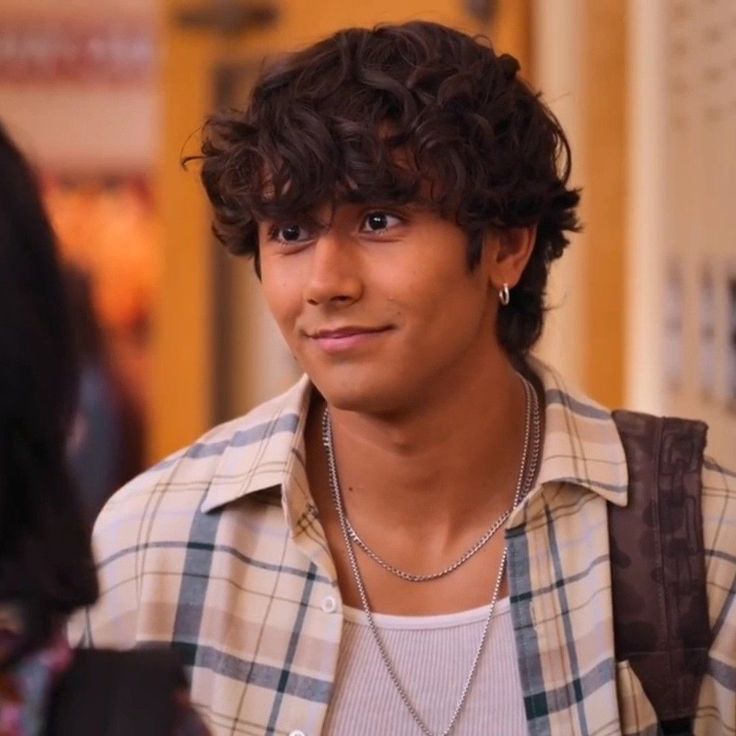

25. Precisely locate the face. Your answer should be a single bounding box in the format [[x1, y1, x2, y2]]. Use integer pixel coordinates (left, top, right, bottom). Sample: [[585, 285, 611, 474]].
[[258, 202, 504, 414]]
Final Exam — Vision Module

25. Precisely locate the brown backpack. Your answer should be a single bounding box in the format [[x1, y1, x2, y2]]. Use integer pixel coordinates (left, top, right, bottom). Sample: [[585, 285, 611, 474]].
[[610, 411, 711, 736]]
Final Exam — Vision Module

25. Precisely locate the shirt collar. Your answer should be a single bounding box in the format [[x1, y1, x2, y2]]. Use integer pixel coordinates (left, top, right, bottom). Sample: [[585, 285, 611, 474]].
[[200, 375, 312, 515], [201, 360, 628, 519], [530, 357, 628, 506]]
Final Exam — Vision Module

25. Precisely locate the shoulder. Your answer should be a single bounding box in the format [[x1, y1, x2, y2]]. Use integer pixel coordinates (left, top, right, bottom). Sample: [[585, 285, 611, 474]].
[[90, 376, 311, 580], [94, 376, 310, 541], [70, 379, 310, 649], [94, 414, 246, 533]]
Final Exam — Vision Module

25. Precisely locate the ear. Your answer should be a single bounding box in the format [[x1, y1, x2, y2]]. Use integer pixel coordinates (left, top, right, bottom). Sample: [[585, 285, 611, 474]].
[[484, 226, 536, 290]]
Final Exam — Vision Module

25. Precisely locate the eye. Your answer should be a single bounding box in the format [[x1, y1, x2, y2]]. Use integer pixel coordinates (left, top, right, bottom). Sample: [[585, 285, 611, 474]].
[[270, 223, 313, 245], [360, 211, 403, 234]]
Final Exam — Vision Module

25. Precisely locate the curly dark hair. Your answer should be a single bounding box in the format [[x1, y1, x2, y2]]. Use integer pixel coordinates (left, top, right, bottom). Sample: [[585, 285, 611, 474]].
[[195, 20, 580, 358]]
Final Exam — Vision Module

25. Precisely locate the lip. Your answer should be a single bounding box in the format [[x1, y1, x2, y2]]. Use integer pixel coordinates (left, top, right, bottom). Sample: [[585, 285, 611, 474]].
[[307, 325, 392, 354]]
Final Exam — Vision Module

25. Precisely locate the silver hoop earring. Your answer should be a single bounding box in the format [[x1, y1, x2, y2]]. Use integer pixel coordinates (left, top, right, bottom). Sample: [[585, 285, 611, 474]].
[[499, 283, 510, 306]]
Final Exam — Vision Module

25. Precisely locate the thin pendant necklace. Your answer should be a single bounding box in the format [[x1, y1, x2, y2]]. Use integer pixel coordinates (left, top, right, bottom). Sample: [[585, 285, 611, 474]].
[[322, 373, 542, 736]]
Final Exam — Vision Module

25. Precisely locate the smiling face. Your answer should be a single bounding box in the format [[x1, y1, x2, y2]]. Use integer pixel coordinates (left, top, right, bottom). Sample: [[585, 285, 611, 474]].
[[258, 202, 509, 414]]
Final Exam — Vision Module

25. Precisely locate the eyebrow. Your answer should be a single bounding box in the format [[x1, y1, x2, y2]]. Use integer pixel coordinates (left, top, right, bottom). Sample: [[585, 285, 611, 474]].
[[259, 212, 330, 232]]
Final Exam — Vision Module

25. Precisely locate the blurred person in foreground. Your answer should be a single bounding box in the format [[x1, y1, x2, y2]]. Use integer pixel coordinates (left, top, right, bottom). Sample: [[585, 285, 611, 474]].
[[0, 124, 210, 735], [74, 22, 735, 736]]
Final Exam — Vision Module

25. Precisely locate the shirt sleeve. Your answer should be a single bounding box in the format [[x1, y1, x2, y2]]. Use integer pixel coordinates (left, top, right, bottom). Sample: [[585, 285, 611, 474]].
[[67, 459, 174, 650]]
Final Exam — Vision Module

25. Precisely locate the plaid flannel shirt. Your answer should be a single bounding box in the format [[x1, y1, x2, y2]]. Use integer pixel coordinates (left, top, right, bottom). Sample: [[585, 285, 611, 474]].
[[71, 362, 736, 736]]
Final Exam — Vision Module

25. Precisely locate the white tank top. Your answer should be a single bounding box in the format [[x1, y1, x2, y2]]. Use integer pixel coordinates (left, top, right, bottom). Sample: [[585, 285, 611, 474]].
[[323, 597, 528, 735]]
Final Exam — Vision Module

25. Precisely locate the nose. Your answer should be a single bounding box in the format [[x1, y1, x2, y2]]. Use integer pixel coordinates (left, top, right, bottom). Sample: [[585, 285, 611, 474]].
[[303, 231, 363, 307]]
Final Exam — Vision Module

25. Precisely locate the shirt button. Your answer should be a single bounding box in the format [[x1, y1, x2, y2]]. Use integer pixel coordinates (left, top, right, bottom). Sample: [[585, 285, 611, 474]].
[[289, 731, 306, 736], [321, 596, 338, 613]]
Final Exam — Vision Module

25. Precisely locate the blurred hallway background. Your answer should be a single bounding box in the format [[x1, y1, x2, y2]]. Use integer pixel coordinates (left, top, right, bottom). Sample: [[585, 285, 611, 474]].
[[1, 0, 733, 503]]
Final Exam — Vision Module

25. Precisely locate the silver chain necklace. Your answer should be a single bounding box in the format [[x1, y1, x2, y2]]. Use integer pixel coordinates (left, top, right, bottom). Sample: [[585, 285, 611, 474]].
[[322, 374, 542, 736], [344, 510, 510, 582]]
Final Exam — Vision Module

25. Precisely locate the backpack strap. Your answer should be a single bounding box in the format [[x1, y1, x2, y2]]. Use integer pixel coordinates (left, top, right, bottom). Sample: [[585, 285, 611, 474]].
[[45, 648, 186, 736], [610, 410, 711, 734]]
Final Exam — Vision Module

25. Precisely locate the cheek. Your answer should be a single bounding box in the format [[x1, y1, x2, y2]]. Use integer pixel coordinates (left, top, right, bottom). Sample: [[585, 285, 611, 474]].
[[261, 254, 292, 298], [260, 273, 301, 336], [416, 277, 492, 347]]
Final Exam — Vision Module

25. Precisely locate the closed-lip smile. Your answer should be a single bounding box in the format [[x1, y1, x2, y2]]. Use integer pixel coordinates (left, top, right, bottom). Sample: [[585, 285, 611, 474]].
[[307, 325, 393, 353], [310, 326, 389, 338]]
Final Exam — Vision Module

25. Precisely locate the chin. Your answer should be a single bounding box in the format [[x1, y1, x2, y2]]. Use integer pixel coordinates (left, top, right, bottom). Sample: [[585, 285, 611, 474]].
[[309, 369, 409, 416]]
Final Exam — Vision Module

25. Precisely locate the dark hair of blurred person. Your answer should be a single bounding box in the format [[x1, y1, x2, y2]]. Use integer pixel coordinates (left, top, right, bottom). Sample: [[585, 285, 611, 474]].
[[0, 123, 209, 736], [0, 124, 98, 642]]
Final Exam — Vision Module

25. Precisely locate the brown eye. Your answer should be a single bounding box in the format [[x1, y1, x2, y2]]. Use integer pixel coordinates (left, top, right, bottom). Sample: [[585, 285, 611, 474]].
[[361, 211, 402, 233], [270, 223, 313, 245], [279, 225, 304, 241]]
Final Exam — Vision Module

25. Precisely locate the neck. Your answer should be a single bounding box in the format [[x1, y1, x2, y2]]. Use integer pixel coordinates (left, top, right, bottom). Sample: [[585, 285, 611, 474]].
[[312, 357, 532, 538]]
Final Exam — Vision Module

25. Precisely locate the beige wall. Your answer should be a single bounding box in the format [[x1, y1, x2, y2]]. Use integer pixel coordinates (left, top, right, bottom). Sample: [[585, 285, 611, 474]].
[[0, 0, 158, 173], [626, 0, 736, 460], [581, 0, 627, 408], [0, 0, 151, 13], [1, 87, 157, 174], [531, 0, 627, 408], [530, 0, 587, 388]]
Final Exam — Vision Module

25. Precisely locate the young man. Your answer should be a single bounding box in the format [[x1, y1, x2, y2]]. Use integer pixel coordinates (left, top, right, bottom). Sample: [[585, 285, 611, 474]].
[[73, 21, 736, 736]]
